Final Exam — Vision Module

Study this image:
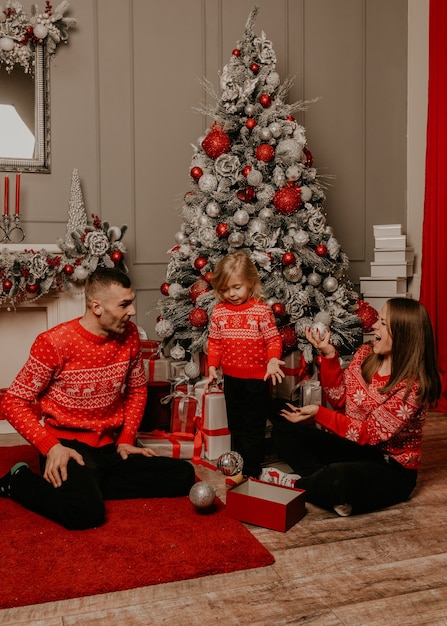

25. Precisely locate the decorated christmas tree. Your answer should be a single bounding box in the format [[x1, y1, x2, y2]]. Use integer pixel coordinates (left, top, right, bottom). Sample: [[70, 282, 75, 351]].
[[155, 7, 363, 369]]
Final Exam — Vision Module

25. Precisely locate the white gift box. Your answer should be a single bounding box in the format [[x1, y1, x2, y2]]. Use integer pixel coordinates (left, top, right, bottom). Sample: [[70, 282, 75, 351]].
[[195, 383, 231, 460], [137, 433, 199, 459], [373, 224, 402, 238], [144, 355, 172, 382], [370, 261, 413, 278], [374, 235, 407, 250], [360, 276, 407, 296], [373, 247, 414, 263], [291, 377, 322, 406]]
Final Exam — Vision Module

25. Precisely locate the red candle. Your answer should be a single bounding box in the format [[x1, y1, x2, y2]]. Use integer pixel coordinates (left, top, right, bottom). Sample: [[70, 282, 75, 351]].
[[3, 176, 9, 216], [15, 173, 20, 215]]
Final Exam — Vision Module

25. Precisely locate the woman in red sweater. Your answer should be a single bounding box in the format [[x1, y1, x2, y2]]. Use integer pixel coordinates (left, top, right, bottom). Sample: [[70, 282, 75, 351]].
[[262, 298, 441, 516], [206, 251, 285, 478]]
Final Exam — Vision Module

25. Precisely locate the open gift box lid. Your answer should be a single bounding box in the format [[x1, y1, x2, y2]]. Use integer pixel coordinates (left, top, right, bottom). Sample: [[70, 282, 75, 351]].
[[225, 477, 306, 532]]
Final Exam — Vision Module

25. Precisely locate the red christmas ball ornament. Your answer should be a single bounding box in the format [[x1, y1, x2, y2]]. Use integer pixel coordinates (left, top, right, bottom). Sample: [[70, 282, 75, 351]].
[[194, 256, 207, 271], [63, 264, 75, 276], [279, 325, 298, 356], [315, 244, 328, 257], [190, 166, 203, 180], [160, 282, 170, 296], [189, 307, 209, 328], [236, 187, 256, 203], [2, 278, 13, 292], [287, 115, 295, 121], [282, 251, 296, 266], [303, 146, 313, 167], [189, 279, 210, 303], [202, 126, 231, 159], [26, 283, 40, 294], [356, 300, 379, 332], [272, 302, 287, 318], [242, 165, 252, 177], [255, 144, 275, 163], [250, 62, 260, 73], [232, 48, 241, 57], [216, 222, 229, 238], [245, 118, 257, 130], [110, 250, 124, 264], [273, 186, 302, 215], [259, 93, 272, 108], [202, 271, 214, 283]]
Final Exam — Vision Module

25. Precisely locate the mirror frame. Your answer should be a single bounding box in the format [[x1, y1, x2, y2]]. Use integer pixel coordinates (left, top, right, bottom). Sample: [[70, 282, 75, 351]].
[[0, 46, 50, 174]]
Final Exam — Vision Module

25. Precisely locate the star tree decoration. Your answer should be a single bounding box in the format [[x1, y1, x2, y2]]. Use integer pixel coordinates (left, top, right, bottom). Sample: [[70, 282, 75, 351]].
[[156, 7, 362, 364]]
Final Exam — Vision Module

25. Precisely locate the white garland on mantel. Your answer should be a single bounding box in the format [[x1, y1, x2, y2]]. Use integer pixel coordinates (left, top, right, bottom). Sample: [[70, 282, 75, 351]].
[[0, 0, 76, 73], [0, 168, 128, 306]]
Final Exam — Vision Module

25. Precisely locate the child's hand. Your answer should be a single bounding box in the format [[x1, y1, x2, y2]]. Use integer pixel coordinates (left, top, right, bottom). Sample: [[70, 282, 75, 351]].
[[204, 366, 218, 392], [264, 358, 285, 385]]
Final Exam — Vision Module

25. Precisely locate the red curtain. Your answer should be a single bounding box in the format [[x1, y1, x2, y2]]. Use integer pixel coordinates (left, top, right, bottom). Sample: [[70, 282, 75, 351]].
[[420, 0, 447, 411]]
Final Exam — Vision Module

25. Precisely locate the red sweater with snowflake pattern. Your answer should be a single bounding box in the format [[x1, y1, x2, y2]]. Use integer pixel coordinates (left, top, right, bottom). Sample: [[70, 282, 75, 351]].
[[315, 343, 427, 469], [207, 298, 282, 380], [1, 319, 147, 456]]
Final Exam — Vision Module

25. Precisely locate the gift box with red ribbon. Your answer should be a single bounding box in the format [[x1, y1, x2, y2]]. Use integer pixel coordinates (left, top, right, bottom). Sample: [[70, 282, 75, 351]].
[[272, 350, 310, 401], [194, 383, 231, 460], [137, 430, 202, 460], [169, 383, 197, 434]]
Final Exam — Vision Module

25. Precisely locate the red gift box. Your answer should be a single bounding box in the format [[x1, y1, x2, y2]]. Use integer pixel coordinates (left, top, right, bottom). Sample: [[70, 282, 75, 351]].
[[226, 477, 306, 532], [170, 389, 197, 434], [139, 381, 171, 432]]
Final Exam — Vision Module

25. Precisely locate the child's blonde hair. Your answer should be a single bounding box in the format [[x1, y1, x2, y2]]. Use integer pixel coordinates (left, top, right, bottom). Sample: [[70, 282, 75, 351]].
[[211, 251, 264, 303]]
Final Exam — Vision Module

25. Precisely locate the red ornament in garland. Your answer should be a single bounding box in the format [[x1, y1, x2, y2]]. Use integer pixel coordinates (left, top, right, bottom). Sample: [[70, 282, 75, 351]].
[[189, 279, 210, 303], [63, 264, 75, 276], [303, 146, 313, 167], [193, 256, 207, 271], [315, 244, 328, 257], [190, 167, 203, 180], [242, 165, 252, 177], [110, 250, 124, 264], [160, 282, 170, 296], [250, 62, 260, 73], [259, 93, 272, 108], [202, 125, 231, 159], [236, 187, 255, 203], [287, 115, 295, 122], [255, 144, 275, 163], [282, 251, 296, 266], [26, 283, 40, 294], [279, 325, 298, 356], [202, 271, 214, 283], [2, 279, 13, 292], [216, 222, 229, 238], [356, 300, 379, 332], [273, 186, 301, 215], [232, 48, 241, 57], [189, 307, 209, 328], [272, 302, 287, 318], [245, 118, 257, 130]]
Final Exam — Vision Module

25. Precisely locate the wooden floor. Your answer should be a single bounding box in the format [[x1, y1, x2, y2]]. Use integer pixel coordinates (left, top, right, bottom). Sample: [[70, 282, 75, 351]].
[[1, 412, 447, 625]]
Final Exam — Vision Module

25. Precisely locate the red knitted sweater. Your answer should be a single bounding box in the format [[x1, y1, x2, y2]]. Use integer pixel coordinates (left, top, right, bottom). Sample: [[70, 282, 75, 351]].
[[1, 319, 147, 456], [316, 343, 427, 469], [207, 298, 282, 379]]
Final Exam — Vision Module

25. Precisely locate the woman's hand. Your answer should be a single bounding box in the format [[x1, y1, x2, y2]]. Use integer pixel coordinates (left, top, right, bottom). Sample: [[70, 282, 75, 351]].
[[305, 327, 336, 359], [280, 402, 319, 424]]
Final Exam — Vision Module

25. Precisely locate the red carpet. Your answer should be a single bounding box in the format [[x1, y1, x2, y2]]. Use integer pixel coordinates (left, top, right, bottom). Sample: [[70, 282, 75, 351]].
[[0, 446, 274, 609]]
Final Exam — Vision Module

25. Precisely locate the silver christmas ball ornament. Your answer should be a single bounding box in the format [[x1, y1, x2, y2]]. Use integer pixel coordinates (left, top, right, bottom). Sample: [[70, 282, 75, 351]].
[[198, 174, 218, 193], [307, 272, 322, 286], [175, 231, 188, 245], [189, 482, 216, 509], [217, 451, 244, 476], [245, 104, 256, 116], [168, 282, 183, 298], [184, 360, 200, 379], [259, 207, 274, 221], [73, 266, 89, 281], [246, 169, 263, 187], [300, 185, 312, 202], [155, 319, 175, 338], [269, 122, 282, 138], [259, 127, 273, 141], [310, 321, 329, 339], [206, 201, 220, 218], [228, 232, 245, 247], [283, 264, 303, 283], [294, 229, 310, 246], [233, 209, 250, 226], [286, 165, 301, 181], [323, 276, 339, 293], [170, 343, 186, 360]]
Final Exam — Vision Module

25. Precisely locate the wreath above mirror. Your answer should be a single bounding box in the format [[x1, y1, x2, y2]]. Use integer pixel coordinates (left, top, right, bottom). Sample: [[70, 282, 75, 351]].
[[0, 0, 76, 73]]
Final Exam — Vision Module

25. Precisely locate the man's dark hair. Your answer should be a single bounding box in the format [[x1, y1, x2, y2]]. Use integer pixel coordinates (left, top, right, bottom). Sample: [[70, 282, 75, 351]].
[[85, 267, 131, 301]]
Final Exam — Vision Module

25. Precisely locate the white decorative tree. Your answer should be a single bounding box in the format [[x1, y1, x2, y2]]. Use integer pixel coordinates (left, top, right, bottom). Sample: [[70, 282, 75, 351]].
[[155, 7, 362, 366]]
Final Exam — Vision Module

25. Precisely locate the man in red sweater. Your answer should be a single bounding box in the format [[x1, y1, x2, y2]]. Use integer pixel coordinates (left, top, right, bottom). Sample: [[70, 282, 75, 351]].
[[0, 268, 195, 529]]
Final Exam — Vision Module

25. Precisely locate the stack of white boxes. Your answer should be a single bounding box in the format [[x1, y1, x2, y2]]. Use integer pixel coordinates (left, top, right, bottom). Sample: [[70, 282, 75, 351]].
[[359, 224, 415, 313]]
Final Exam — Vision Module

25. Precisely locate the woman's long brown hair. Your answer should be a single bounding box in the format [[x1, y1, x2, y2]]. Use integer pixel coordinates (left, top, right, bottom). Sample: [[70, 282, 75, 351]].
[[361, 298, 441, 404]]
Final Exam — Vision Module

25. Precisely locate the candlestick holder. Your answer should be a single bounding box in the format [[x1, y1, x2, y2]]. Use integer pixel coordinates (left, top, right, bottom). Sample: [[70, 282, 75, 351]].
[[0, 214, 26, 243]]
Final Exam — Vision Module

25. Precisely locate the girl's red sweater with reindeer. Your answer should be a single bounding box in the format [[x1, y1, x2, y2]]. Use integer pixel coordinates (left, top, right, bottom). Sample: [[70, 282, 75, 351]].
[[207, 298, 282, 380]]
